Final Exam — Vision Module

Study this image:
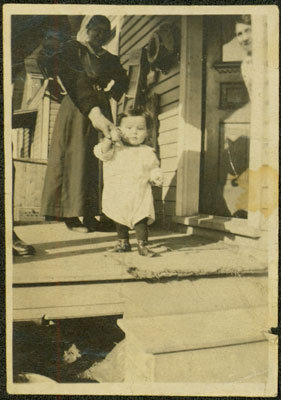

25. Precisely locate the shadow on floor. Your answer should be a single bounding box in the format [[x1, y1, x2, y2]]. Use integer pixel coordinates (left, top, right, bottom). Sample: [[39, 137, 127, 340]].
[[14, 232, 220, 265]]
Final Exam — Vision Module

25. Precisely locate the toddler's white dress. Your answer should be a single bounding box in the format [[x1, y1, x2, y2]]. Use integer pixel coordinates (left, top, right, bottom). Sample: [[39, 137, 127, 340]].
[[94, 143, 162, 229]]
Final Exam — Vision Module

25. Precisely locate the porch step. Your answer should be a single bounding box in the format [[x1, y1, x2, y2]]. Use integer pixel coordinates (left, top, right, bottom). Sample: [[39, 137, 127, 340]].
[[174, 217, 268, 253], [173, 215, 262, 238], [122, 275, 267, 318], [118, 306, 268, 382], [118, 306, 268, 354]]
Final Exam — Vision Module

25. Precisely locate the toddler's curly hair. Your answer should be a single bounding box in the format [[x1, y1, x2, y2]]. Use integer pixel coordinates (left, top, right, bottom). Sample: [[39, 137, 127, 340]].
[[117, 107, 153, 132]]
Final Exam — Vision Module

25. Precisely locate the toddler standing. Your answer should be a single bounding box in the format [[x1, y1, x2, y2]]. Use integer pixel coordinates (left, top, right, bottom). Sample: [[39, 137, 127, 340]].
[[94, 108, 163, 257]]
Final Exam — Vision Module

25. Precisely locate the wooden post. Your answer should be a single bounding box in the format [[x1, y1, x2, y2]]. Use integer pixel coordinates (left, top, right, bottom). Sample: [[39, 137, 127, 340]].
[[176, 16, 203, 216]]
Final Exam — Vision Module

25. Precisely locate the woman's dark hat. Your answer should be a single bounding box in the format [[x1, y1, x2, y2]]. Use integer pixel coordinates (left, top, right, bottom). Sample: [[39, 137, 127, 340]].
[[86, 15, 111, 31]]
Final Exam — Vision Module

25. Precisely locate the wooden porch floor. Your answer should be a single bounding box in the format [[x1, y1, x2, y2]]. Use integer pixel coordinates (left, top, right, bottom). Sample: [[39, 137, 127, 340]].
[[12, 223, 267, 321], [12, 223, 200, 320], [13, 223, 201, 284]]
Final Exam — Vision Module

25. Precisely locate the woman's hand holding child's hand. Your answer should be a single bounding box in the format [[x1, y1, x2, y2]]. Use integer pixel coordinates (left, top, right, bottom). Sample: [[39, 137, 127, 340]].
[[88, 107, 114, 139], [110, 127, 122, 143], [98, 126, 122, 155]]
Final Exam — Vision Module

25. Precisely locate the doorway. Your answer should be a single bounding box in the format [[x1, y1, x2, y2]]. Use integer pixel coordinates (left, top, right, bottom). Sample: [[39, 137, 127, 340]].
[[200, 15, 250, 219]]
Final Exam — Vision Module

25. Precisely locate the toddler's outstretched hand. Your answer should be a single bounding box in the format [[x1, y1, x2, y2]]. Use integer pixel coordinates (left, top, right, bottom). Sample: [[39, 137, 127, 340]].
[[151, 177, 163, 187], [150, 169, 163, 187]]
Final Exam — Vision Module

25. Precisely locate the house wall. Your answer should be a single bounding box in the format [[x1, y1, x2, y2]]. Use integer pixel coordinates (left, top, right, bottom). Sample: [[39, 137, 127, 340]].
[[12, 69, 48, 220], [118, 15, 181, 224], [13, 159, 46, 221], [12, 69, 26, 111]]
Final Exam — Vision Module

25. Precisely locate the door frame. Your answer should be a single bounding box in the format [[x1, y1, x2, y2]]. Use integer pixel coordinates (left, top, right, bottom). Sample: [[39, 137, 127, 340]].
[[174, 14, 272, 238]]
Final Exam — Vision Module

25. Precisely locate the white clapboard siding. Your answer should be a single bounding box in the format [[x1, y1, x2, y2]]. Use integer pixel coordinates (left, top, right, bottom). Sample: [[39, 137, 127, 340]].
[[154, 186, 177, 202], [158, 109, 179, 209], [160, 157, 178, 173], [158, 111, 179, 133], [120, 16, 167, 55], [155, 200, 176, 216], [160, 100, 179, 115], [120, 15, 148, 42], [159, 143, 177, 159], [162, 171, 177, 188], [158, 129, 178, 146]]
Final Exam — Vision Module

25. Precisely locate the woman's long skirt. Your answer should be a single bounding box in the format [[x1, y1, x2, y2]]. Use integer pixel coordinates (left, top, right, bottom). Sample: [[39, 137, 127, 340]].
[[41, 95, 100, 218]]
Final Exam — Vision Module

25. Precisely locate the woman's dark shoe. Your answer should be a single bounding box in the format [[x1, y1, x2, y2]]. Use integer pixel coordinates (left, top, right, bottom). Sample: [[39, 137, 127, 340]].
[[82, 217, 105, 232], [64, 217, 89, 233], [110, 239, 131, 253], [137, 240, 158, 257], [13, 232, 35, 256], [83, 216, 115, 232]]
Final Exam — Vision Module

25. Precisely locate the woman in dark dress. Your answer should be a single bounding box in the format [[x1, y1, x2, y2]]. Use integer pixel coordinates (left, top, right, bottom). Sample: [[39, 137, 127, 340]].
[[39, 16, 129, 232]]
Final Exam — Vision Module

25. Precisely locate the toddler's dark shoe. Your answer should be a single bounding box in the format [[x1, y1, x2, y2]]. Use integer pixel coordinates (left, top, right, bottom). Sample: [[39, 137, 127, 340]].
[[137, 240, 158, 257], [110, 239, 131, 253]]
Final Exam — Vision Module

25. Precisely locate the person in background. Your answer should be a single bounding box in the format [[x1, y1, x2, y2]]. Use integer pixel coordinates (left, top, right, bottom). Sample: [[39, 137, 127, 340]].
[[235, 15, 252, 97], [13, 231, 35, 257], [224, 15, 252, 219], [94, 108, 163, 257], [39, 15, 129, 232]]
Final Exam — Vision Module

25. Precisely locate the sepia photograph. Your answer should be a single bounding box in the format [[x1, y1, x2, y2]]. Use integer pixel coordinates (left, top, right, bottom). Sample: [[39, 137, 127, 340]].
[[3, 3, 279, 396]]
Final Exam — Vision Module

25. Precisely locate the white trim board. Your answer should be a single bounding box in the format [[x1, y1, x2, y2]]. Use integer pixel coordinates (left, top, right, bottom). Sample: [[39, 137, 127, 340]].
[[173, 214, 261, 238]]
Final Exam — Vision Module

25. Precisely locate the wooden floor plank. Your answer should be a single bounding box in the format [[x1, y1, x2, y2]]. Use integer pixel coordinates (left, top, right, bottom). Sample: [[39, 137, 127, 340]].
[[13, 282, 126, 320]]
